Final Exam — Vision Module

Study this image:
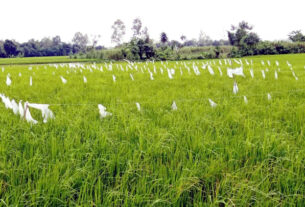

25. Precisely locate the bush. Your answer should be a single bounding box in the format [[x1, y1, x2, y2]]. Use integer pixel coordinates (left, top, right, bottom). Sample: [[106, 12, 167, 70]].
[[228, 41, 305, 58]]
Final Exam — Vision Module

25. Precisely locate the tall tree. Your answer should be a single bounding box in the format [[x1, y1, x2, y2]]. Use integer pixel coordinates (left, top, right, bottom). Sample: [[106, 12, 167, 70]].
[[180, 35, 186, 42], [227, 21, 259, 47], [4, 40, 18, 57], [90, 34, 101, 48], [52, 36, 61, 46], [288, 30, 305, 42], [141, 26, 149, 40], [72, 32, 89, 51], [111, 19, 126, 46], [198, 31, 212, 46], [131, 18, 142, 38], [160, 32, 168, 44]]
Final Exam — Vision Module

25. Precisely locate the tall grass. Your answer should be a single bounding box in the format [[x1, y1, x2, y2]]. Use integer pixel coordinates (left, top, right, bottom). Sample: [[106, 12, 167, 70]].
[[0, 54, 304, 206]]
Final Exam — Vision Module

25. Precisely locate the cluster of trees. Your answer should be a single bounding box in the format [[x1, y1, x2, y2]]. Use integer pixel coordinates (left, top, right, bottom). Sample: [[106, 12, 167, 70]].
[[0, 33, 104, 58], [288, 31, 305, 42], [110, 18, 229, 48], [86, 18, 230, 61], [226, 21, 305, 57]]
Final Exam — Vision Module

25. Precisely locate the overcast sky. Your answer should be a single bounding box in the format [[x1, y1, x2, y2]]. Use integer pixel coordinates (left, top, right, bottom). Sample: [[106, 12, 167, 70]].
[[0, 0, 304, 47]]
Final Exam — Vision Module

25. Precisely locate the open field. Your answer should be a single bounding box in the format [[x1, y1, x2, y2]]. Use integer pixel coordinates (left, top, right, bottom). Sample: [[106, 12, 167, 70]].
[[0, 56, 95, 65], [0, 54, 305, 206]]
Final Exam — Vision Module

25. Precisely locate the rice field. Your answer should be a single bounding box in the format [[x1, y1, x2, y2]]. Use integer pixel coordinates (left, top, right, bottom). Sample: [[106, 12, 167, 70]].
[[0, 54, 305, 206]]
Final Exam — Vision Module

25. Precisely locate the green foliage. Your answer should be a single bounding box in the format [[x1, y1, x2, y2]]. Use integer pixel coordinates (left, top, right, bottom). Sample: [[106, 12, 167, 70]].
[[4, 40, 18, 57], [160, 32, 168, 44], [156, 46, 174, 60], [228, 21, 260, 56], [288, 30, 305, 42], [229, 41, 305, 57]]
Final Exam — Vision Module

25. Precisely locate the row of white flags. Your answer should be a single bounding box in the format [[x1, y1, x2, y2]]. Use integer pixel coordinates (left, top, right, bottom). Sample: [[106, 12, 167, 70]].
[[4, 64, 301, 87], [1, 92, 275, 124], [0, 94, 54, 124]]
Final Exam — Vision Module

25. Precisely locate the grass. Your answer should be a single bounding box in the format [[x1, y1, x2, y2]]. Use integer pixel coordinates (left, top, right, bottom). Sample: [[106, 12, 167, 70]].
[[0, 56, 95, 65], [0, 54, 305, 206]]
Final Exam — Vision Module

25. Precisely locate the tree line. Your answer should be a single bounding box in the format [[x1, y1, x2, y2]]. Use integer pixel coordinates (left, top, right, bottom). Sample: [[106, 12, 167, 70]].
[[1, 18, 305, 59], [0, 33, 105, 58]]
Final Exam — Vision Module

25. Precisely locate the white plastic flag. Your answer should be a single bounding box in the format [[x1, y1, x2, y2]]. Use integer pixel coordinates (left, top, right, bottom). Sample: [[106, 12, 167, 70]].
[[234, 59, 242, 65], [275, 61, 279, 66], [267, 93, 272, 101], [30, 76, 32, 86], [244, 96, 248, 104], [11, 99, 18, 115], [274, 71, 278, 80], [233, 82, 238, 94], [171, 101, 177, 111], [170, 69, 175, 75], [83, 76, 87, 83], [19, 101, 24, 118], [227, 67, 245, 78], [149, 72, 154, 80], [60, 76, 67, 84], [136, 102, 141, 111], [208, 99, 217, 108], [167, 69, 173, 79], [98, 104, 112, 118], [250, 69, 254, 78], [112, 75, 116, 82], [129, 73, 134, 81], [27, 103, 55, 123], [261, 70, 265, 79], [0, 94, 12, 109], [208, 65, 215, 75], [218, 67, 223, 76], [24, 102, 38, 124], [6, 75, 11, 86], [292, 71, 298, 80]]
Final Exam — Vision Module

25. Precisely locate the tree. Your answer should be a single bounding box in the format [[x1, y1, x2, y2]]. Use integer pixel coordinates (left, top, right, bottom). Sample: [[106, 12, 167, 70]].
[[180, 35, 186, 42], [141, 26, 149, 40], [198, 31, 213, 46], [160, 32, 168, 44], [72, 32, 89, 52], [288, 30, 305, 42], [184, 39, 197, 47], [52, 36, 61, 46], [0, 41, 7, 57], [4, 40, 18, 57], [90, 34, 101, 49], [111, 19, 126, 46], [227, 21, 258, 47], [242, 32, 260, 46], [131, 18, 142, 38]]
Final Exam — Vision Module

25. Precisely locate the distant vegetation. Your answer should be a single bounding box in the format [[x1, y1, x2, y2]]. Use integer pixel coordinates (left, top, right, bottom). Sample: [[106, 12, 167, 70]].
[[1, 19, 305, 61]]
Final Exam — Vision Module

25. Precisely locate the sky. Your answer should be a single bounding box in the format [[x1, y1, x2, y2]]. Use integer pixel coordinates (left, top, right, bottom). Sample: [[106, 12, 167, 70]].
[[0, 0, 304, 47]]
